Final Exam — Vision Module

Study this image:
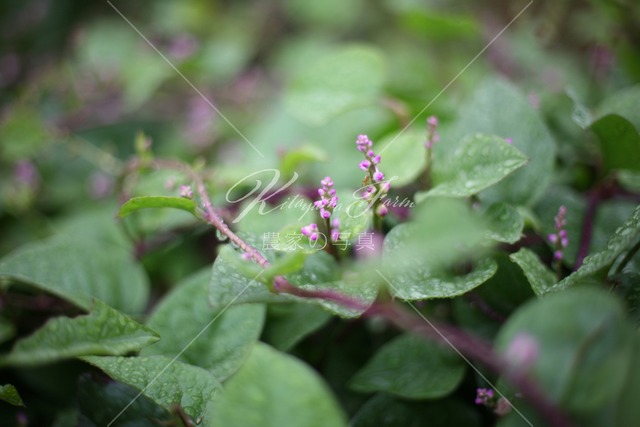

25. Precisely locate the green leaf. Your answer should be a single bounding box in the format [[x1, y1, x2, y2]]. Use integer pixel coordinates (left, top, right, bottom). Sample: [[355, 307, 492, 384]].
[[77, 374, 174, 426], [377, 127, 426, 187], [608, 336, 640, 427], [484, 202, 524, 244], [350, 334, 466, 399], [381, 254, 497, 300], [263, 250, 308, 282], [0, 384, 25, 407], [495, 288, 635, 412], [0, 300, 158, 367], [143, 268, 265, 381], [279, 145, 328, 179], [550, 205, 640, 293], [118, 196, 198, 218], [0, 237, 149, 313], [596, 84, 640, 131], [209, 245, 282, 307], [209, 342, 347, 427], [352, 394, 481, 427], [263, 303, 332, 351], [284, 45, 386, 125], [618, 169, 640, 193], [509, 248, 557, 296], [418, 134, 527, 199], [382, 198, 489, 273], [81, 355, 221, 422], [440, 78, 556, 205], [590, 114, 640, 173], [337, 199, 370, 240]]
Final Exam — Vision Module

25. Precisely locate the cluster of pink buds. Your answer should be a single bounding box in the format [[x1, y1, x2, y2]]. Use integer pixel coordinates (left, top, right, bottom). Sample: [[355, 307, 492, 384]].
[[301, 177, 340, 242], [314, 176, 338, 219], [356, 134, 390, 217], [179, 185, 193, 199], [548, 206, 568, 261], [475, 388, 495, 406], [425, 115, 440, 149]]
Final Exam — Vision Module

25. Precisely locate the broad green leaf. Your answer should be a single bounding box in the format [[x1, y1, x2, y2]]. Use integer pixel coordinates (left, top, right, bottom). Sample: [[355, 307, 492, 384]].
[[263, 303, 332, 351], [279, 145, 328, 179], [209, 245, 285, 308], [77, 374, 174, 426], [550, 205, 640, 293], [209, 342, 347, 427], [381, 253, 497, 300], [386, 2, 479, 39], [81, 355, 221, 422], [474, 253, 535, 317], [352, 394, 481, 427], [234, 196, 314, 235], [596, 84, 640, 131], [0, 300, 158, 367], [439, 78, 556, 205], [618, 169, 640, 193], [0, 237, 149, 313], [118, 196, 198, 218], [143, 268, 265, 381], [495, 288, 635, 412], [0, 384, 24, 407], [484, 202, 524, 244], [612, 273, 640, 327], [590, 114, 640, 173], [419, 134, 527, 199], [509, 248, 557, 296], [377, 127, 426, 187], [337, 198, 370, 240], [284, 45, 386, 125], [263, 250, 307, 282], [382, 198, 489, 273], [608, 337, 640, 427], [350, 334, 466, 399]]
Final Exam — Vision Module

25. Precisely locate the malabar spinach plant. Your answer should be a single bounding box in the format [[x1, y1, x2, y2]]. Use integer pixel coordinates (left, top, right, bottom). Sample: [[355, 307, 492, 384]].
[[1, 1, 640, 426]]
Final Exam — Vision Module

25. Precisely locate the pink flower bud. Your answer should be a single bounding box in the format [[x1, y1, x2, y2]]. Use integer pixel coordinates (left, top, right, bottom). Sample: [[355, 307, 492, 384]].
[[505, 333, 539, 370], [180, 185, 193, 199], [359, 160, 371, 171], [373, 171, 384, 182]]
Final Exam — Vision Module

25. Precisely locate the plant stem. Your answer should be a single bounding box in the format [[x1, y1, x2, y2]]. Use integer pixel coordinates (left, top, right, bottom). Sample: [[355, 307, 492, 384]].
[[574, 186, 602, 270]]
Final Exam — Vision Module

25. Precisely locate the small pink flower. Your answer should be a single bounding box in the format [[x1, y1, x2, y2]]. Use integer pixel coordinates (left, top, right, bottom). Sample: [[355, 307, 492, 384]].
[[359, 160, 371, 171], [376, 204, 388, 217], [373, 171, 384, 182], [180, 185, 193, 199], [505, 333, 539, 370], [321, 176, 333, 187]]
